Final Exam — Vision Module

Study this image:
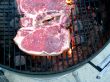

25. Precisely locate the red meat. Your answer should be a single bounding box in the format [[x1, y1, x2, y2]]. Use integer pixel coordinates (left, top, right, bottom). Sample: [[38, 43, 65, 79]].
[[14, 0, 74, 56]]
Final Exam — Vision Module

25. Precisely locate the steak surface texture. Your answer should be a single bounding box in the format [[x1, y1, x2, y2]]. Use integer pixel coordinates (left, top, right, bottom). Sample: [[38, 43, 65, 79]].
[[14, 0, 74, 56]]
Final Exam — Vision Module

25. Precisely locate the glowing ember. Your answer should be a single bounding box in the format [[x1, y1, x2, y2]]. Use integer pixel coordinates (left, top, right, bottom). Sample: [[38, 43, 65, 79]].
[[66, 0, 73, 5], [68, 48, 72, 57], [71, 36, 75, 49]]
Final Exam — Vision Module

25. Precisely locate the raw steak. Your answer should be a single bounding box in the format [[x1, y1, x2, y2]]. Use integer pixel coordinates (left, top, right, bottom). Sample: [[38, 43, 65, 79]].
[[14, 0, 74, 56], [14, 24, 70, 56]]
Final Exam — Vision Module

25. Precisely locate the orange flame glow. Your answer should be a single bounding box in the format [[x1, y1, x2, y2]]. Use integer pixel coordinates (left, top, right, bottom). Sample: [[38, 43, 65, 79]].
[[66, 0, 73, 5], [68, 48, 72, 58]]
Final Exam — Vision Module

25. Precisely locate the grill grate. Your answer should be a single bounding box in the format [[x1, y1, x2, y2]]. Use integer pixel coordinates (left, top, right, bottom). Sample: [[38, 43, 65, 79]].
[[0, 0, 110, 75]]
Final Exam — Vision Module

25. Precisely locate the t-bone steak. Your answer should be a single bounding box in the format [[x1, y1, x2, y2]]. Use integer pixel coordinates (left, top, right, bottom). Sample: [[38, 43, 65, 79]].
[[14, 0, 74, 56]]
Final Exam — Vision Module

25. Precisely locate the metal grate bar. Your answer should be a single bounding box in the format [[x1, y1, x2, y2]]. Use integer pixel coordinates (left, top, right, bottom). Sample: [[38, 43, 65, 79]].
[[8, 0, 11, 67], [13, 1, 16, 69], [29, 56, 32, 72], [61, 54, 64, 69], [40, 56, 43, 71], [56, 56, 59, 71], [50, 56, 54, 71], [3, 0, 6, 65], [24, 56, 27, 71], [66, 53, 69, 66]]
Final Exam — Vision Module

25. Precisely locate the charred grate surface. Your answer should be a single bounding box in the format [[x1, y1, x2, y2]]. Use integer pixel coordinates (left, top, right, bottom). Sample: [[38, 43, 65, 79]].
[[0, 0, 110, 75]]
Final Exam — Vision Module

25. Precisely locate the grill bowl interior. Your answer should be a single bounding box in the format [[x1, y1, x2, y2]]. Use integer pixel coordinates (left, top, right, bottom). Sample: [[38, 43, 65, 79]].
[[0, 0, 110, 75]]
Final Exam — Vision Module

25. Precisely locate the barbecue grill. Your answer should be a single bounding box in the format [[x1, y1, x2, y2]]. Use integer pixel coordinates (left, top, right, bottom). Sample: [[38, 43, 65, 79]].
[[0, 0, 110, 76]]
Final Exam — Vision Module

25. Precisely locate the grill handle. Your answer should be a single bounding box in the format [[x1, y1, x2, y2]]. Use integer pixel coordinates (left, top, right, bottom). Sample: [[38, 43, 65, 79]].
[[97, 54, 110, 69], [89, 54, 110, 79], [96, 62, 110, 79]]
